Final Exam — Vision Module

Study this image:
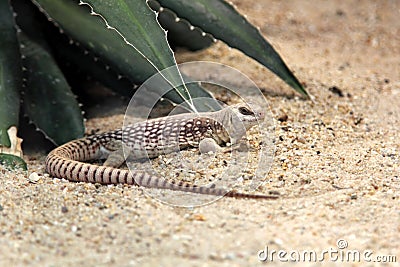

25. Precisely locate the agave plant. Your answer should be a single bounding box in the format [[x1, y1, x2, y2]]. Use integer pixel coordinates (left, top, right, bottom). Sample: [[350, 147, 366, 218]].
[[0, 0, 307, 167]]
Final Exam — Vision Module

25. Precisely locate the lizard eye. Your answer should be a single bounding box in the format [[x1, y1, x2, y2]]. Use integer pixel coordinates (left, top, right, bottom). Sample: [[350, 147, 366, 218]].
[[238, 106, 254, 116]]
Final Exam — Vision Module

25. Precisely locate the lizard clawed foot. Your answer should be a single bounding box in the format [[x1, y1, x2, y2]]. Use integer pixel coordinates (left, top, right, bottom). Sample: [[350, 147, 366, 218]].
[[199, 138, 222, 154], [199, 138, 250, 155]]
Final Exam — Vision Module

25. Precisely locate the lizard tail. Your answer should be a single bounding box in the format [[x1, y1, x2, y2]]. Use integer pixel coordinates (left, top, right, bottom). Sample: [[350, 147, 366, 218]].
[[125, 170, 279, 200], [46, 139, 278, 200]]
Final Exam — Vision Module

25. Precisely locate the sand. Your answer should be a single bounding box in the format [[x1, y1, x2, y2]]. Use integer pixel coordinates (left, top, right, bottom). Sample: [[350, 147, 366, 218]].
[[0, 0, 399, 266]]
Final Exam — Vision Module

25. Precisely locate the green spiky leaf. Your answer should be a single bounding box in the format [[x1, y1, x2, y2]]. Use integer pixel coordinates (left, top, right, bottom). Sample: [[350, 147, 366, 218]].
[[0, 153, 27, 170], [20, 33, 84, 145], [0, 0, 22, 147], [80, 0, 190, 101], [148, 0, 214, 51], [49, 36, 137, 97], [156, 0, 308, 97], [32, 0, 217, 111]]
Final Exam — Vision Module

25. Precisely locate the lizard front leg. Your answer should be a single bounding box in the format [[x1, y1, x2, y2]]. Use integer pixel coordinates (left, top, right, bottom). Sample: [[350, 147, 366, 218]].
[[199, 137, 249, 154], [199, 138, 223, 154]]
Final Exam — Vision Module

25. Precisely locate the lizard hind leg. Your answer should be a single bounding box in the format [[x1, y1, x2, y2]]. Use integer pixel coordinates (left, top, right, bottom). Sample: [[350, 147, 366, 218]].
[[102, 141, 132, 168]]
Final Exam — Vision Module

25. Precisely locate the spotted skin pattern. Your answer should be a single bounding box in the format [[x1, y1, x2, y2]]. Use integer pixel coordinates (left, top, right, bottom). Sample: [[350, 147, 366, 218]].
[[45, 104, 278, 199]]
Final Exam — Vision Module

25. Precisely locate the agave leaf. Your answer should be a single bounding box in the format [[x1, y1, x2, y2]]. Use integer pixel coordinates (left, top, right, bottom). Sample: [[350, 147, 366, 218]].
[[32, 0, 216, 111], [0, 0, 22, 147], [13, 0, 84, 145], [43, 26, 219, 113], [156, 0, 308, 97], [32, 0, 154, 81], [159, 9, 214, 51], [80, 0, 213, 111], [0, 126, 26, 169], [0, 153, 27, 170], [148, 0, 214, 51], [49, 35, 137, 97], [20, 33, 84, 145]]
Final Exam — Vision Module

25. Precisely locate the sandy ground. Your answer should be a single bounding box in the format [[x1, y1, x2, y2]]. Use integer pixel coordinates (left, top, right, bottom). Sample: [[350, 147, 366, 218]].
[[1, 0, 399, 266]]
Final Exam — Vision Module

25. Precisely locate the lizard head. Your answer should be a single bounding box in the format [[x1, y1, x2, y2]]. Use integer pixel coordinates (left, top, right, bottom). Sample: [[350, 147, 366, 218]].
[[228, 103, 265, 130]]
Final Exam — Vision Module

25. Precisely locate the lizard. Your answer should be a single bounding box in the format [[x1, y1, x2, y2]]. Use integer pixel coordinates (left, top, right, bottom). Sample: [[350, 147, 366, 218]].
[[45, 103, 278, 199]]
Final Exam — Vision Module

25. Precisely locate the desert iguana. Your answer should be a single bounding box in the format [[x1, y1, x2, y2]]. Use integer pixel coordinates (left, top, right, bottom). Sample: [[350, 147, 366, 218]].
[[45, 103, 277, 199]]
